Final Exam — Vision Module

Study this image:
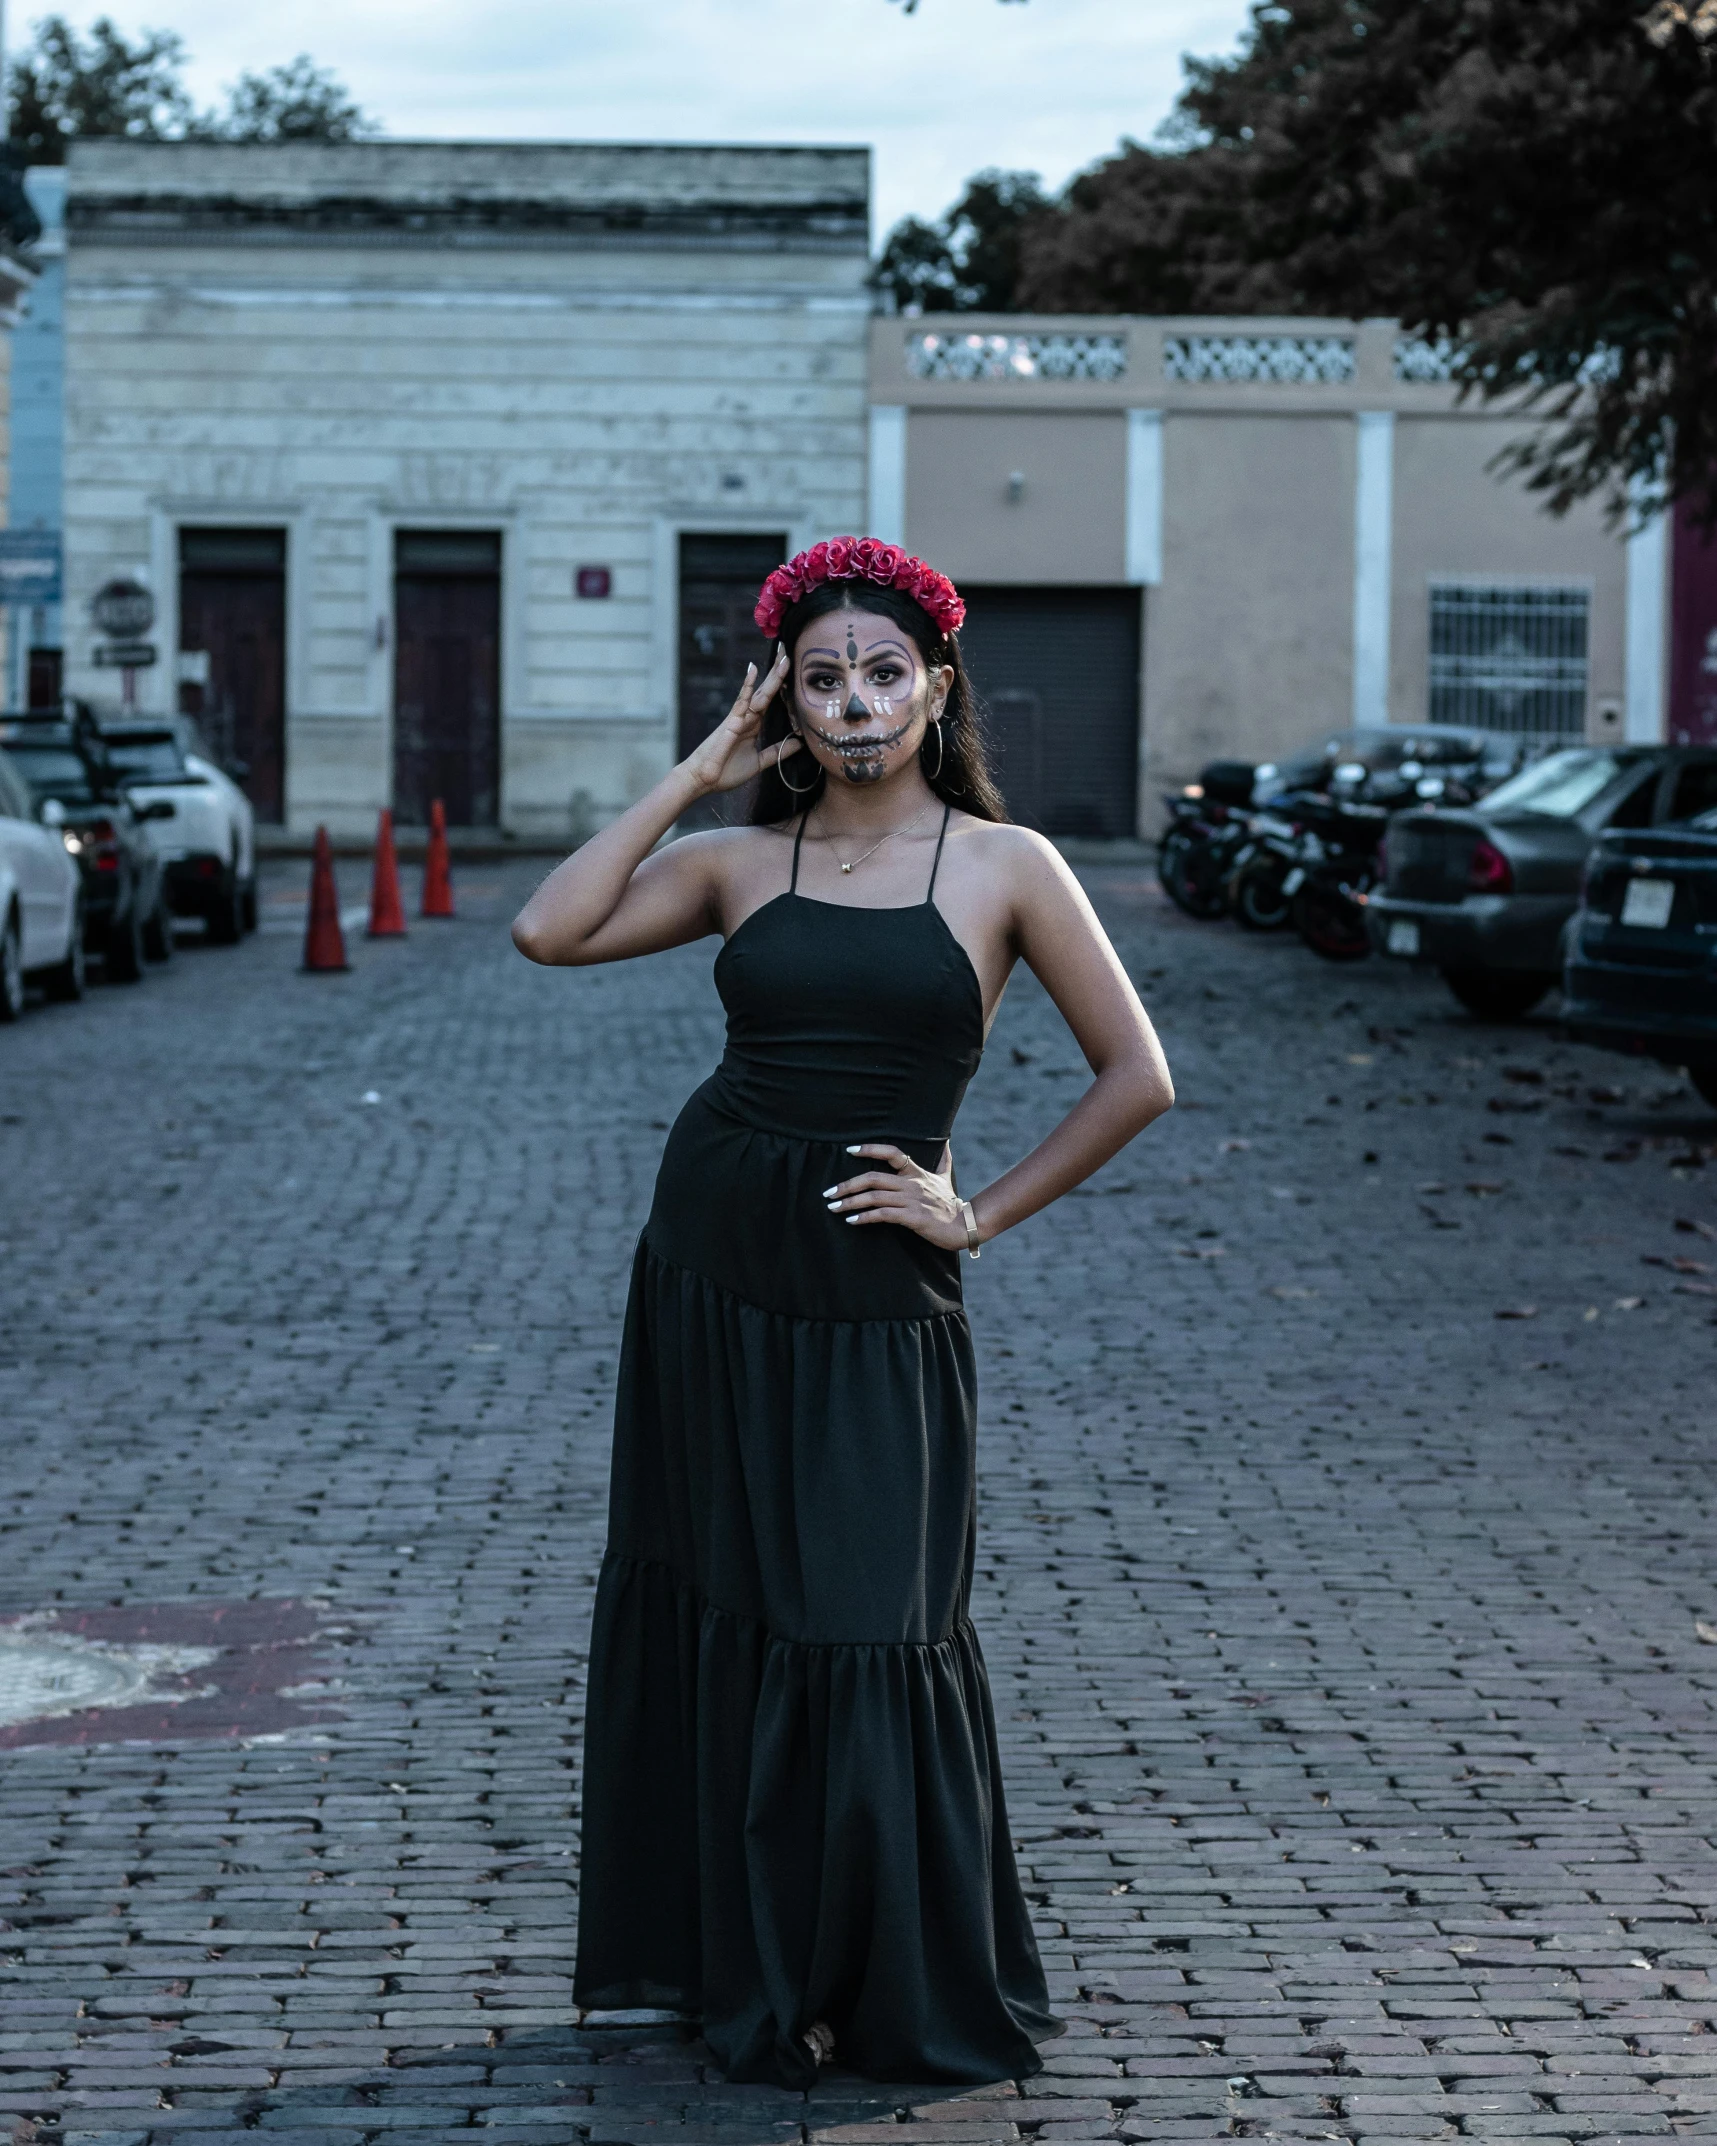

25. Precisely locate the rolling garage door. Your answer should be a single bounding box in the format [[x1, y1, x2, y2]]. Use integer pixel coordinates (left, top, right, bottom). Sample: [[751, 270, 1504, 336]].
[[956, 587, 1141, 837]]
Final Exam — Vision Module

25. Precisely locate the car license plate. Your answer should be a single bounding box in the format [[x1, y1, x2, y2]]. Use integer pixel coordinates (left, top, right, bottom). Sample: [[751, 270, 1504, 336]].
[[1386, 918, 1421, 958], [1621, 877, 1675, 929]]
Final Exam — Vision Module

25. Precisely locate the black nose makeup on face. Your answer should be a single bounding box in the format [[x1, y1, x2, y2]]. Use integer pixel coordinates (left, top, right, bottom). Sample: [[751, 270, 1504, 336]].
[[843, 694, 871, 722]]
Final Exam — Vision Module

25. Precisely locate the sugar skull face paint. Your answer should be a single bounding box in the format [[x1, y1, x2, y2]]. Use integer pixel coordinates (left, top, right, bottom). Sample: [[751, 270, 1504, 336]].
[[792, 608, 942, 787]]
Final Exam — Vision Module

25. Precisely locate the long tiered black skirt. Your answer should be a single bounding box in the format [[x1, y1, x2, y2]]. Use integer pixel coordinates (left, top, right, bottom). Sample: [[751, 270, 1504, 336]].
[[572, 1081, 1060, 2086]]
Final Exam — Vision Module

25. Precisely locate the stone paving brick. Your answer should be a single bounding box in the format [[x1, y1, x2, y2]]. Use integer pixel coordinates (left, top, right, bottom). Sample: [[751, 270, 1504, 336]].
[[3, 861, 1717, 2145]]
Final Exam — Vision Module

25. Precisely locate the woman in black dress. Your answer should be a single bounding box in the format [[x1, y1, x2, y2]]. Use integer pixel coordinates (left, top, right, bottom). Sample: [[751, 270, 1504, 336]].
[[514, 540, 1174, 2090]]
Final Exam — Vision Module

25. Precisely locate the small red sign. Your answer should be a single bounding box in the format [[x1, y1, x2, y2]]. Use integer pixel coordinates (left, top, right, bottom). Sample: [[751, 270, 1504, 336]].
[[576, 566, 612, 599]]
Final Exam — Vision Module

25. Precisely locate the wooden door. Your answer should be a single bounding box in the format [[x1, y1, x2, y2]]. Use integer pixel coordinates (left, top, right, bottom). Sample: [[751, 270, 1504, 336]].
[[178, 528, 287, 822], [676, 534, 786, 828], [393, 531, 501, 827]]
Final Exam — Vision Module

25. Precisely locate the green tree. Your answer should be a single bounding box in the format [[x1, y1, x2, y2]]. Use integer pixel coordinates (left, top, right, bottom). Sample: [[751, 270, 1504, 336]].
[[212, 56, 380, 144], [1015, 0, 1717, 524], [7, 16, 195, 162], [873, 168, 1049, 313], [6, 15, 379, 161]]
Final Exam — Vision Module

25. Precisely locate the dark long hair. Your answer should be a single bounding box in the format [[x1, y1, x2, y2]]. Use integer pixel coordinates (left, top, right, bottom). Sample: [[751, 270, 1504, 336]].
[[749, 581, 1008, 826]]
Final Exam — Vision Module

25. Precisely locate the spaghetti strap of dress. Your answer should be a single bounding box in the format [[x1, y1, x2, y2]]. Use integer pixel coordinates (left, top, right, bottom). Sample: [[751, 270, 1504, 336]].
[[926, 802, 952, 900], [790, 811, 809, 894]]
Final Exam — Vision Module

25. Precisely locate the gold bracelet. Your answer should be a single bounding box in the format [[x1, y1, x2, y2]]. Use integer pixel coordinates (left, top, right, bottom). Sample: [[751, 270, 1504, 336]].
[[960, 1199, 982, 1259]]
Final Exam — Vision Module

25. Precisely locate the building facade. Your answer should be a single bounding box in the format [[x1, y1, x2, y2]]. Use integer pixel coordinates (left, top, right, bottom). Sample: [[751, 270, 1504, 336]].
[[60, 140, 870, 834], [869, 315, 1686, 835]]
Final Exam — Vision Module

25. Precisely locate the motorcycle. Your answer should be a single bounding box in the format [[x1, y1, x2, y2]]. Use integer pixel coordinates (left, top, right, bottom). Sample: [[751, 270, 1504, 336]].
[[1276, 789, 1392, 961], [1224, 809, 1302, 931], [1157, 762, 1259, 922]]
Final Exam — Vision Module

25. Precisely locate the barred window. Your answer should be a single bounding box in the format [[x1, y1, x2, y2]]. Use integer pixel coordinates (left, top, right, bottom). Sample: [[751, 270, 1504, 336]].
[[1428, 584, 1590, 736]]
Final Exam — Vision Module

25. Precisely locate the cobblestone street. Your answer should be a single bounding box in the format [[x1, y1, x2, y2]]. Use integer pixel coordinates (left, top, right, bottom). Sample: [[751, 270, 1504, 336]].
[[4, 855, 1717, 2146]]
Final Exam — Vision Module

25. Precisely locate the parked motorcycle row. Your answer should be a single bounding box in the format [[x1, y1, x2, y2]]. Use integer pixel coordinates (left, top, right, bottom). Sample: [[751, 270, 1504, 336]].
[[1158, 724, 1717, 1113], [0, 702, 257, 1023]]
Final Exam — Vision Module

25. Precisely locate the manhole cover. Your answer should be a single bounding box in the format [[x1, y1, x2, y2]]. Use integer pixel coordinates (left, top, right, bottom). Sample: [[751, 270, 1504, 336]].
[[0, 1635, 151, 1726]]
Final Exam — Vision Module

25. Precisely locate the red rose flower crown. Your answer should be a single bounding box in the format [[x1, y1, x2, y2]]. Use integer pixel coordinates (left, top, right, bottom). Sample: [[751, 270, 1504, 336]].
[[753, 538, 965, 641]]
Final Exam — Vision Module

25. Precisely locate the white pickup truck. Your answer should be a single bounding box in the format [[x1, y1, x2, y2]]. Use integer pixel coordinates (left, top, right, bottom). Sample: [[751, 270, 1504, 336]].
[[100, 718, 257, 942]]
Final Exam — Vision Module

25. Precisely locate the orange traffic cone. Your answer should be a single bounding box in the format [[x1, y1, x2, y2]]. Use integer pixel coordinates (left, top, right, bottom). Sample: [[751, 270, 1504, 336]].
[[367, 809, 407, 937], [422, 798, 455, 918], [302, 826, 349, 972]]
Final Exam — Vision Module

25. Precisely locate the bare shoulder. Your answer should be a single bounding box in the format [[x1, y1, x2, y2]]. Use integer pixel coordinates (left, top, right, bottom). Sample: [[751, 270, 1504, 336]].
[[658, 819, 798, 921], [944, 814, 1081, 902]]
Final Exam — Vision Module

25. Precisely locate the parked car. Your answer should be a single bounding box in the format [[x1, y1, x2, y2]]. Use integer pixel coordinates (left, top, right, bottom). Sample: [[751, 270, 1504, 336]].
[[1563, 809, 1717, 1110], [1365, 745, 1717, 1019], [0, 745, 84, 1018], [0, 711, 174, 982], [99, 715, 256, 942]]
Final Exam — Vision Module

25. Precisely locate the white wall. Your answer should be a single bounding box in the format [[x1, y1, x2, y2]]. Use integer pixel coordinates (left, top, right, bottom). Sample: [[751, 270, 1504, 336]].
[[63, 146, 869, 836]]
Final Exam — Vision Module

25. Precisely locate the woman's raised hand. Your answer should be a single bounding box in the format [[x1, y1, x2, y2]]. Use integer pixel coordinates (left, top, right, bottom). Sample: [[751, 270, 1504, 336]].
[[683, 650, 802, 796]]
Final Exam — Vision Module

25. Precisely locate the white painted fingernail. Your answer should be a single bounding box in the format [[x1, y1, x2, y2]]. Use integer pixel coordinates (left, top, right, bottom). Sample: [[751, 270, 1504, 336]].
[[821, 1187, 838, 1197], [846, 1145, 861, 1153]]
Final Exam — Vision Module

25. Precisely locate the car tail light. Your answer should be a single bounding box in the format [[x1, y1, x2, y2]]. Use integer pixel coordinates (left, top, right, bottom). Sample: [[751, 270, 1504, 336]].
[[1468, 837, 1513, 894]]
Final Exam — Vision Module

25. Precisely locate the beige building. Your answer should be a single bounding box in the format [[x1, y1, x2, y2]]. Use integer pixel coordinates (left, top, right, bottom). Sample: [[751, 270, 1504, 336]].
[[869, 315, 1667, 835], [60, 139, 870, 836]]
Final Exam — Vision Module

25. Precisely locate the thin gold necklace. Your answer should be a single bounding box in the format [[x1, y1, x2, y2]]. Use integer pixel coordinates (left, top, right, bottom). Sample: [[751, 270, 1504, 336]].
[[818, 801, 935, 875]]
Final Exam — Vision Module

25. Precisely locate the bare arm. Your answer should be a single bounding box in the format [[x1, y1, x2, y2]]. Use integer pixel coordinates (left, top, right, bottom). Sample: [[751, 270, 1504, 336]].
[[826, 835, 1173, 1248], [512, 653, 795, 966]]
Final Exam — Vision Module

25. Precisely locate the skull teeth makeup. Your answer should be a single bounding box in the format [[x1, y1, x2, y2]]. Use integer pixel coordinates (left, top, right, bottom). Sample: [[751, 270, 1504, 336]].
[[803, 716, 913, 761]]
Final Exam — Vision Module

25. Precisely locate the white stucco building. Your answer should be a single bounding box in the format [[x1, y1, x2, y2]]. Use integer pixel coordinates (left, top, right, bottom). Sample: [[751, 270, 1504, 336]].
[[61, 139, 870, 833]]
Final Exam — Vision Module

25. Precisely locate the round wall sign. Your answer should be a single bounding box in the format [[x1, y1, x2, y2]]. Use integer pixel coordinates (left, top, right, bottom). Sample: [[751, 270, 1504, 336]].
[[92, 576, 156, 640]]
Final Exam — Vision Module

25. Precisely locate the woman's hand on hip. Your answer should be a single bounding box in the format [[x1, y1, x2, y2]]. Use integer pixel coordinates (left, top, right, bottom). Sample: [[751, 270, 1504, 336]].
[[823, 1144, 972, 1251], [683, 650, 801, 796]]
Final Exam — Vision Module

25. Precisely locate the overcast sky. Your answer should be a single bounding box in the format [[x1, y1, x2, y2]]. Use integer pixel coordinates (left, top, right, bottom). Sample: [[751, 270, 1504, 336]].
[[25, 0, 1256, 237]]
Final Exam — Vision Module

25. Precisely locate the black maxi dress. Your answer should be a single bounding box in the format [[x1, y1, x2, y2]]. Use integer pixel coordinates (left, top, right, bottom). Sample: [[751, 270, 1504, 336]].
[[573, 807, 1060, 2087]]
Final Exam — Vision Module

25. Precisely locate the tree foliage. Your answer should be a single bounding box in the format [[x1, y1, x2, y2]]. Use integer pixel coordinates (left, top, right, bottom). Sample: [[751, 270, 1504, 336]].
[[6, 15, 379, 163], [1011, 0, 1717, 524], [212, 57, 380, 144], [872, 169, 1049, 313], [8, 17, 195, 161]]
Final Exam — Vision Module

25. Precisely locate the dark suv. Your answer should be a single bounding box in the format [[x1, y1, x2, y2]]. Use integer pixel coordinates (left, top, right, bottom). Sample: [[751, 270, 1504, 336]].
[[0, 710, 174, 981], [1563, 808, 1717, 1111], [1365, 745, 1717, 1019]]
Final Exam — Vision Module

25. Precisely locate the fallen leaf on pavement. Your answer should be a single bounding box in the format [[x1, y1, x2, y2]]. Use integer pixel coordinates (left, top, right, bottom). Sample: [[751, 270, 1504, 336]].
[[1465, 1181, 1506, 1196], [1697, 1621, 1717, 1645], [1219, 1138, 1251, 1153], [1614, 1296, 1646, 1311], [1495, 1306, 1538, 1320], [1675, 1217, 1717, 1240], [1674, 1281, 1717, 1298]]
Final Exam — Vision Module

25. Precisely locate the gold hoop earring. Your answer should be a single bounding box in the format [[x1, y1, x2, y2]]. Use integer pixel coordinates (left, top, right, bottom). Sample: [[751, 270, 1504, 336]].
[[922, 717, 945, 783], [776, 736, 818, 796]]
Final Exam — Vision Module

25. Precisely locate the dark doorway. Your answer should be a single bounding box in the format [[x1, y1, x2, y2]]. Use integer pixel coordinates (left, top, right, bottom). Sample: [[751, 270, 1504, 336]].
[[393, 531, 501, 827], [179, 527, 287, 822], [27, 647, 62, 710], [678, 533, 786, 828], [1670, 501, 1717, 749], [957, 587, 1142, 838]]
